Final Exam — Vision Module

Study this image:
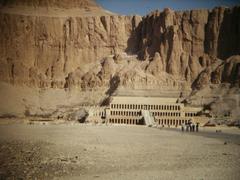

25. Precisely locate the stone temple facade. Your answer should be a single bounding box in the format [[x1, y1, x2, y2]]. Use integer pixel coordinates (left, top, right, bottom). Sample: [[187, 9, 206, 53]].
[[88, 96, 209, 126]]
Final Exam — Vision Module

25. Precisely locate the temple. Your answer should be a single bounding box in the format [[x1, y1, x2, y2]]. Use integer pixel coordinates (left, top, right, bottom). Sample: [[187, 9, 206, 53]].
[[88, 95, 209, 126]]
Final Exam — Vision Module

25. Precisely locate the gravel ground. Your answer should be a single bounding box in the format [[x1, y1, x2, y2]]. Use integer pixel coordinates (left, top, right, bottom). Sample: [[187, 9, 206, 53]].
[[0, 123, 239, 180]]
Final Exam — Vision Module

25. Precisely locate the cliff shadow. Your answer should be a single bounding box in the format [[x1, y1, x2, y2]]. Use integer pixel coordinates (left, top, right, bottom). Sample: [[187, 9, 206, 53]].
[[100, 75, 120, 106], [217, 7, 240, 60], [125, 17, 143, 56]]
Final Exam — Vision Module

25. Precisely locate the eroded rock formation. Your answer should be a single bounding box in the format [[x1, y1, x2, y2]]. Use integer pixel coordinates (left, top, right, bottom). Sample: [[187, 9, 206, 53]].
[[0, 0, 142, 88], [1, 2, 239, 91], [0, 0, 239, 117], [137, 7, 240, 83]]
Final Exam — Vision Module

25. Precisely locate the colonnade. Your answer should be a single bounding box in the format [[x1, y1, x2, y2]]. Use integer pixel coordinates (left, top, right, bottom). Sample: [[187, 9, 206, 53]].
[[157, 119, 188, 126], [185, 112, 198, 117], [110, 110, 181, 117], [108, 118, 188, 126], [108, 118, 141, 125], [111, 104, 181, 111]]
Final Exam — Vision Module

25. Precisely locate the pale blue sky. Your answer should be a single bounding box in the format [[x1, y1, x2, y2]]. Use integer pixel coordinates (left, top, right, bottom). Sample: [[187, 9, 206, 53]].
[[96, 0, 240, 15]]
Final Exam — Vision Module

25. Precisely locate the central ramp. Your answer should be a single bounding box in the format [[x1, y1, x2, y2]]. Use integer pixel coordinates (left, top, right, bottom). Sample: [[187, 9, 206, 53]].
[[141, 110, 156, 127]]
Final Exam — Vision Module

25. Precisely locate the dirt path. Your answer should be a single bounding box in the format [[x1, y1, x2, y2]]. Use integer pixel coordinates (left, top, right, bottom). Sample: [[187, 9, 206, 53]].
[[0, 124, 239, 179]]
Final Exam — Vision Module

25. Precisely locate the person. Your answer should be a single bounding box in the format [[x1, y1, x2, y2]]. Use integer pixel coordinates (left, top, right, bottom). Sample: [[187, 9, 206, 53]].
[[186, 123, 189, 131], [192, 124, 195, 132], [196, 123, 199, 132], [188, 120, 192, 131], [181, 123, 184, 132]]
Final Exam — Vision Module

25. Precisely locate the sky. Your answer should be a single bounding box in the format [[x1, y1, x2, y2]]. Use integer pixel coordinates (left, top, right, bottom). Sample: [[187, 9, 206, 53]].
[[96, 0, 240, 15]]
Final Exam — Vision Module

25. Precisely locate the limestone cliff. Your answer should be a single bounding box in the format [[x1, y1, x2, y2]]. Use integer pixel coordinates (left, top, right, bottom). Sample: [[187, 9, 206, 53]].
[[0, 0, 99, 9], [137, 7, 240, 83], [0, 1, 141, 88], [0, 0, 239, 117], [0, 2, 239, 91]]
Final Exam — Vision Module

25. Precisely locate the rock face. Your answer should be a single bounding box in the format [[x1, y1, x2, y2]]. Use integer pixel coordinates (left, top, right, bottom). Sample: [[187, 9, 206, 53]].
[[212, 55, 240, 86], [137, 7, 240, 82], [0, 0, 99, 9], [0, 0, 142, 88], [192, 55, 240, 89], [0, 1, 239, 117], [0, 2, 239, 91]]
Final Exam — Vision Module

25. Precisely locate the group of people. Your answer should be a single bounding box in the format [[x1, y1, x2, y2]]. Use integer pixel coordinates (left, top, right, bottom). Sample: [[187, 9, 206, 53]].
[[181, 121, 199, 132]]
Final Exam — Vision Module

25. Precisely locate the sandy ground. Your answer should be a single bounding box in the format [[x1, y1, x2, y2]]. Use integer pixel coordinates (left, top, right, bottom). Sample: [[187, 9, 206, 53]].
[[0, 123, 240, 180]]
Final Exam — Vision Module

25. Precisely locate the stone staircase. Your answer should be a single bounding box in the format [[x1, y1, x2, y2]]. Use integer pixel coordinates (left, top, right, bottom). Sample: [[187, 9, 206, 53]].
[[141, 110, 156, 127]]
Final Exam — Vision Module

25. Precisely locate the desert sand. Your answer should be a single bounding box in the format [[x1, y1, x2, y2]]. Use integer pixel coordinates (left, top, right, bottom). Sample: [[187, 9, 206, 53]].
[[0, 122, 239, 180]]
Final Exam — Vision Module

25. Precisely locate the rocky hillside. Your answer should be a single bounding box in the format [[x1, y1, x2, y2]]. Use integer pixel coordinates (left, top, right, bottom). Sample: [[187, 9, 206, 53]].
[[0, 0, 99, 9], [0, 0, 142, 88], [0, 0, 239, 117], [136, 7, 240, 88]]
